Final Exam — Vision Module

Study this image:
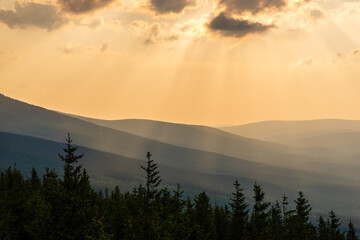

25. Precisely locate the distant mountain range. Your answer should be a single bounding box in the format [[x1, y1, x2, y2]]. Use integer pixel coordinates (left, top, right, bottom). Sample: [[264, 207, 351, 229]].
[[1, 93, 360, 217]]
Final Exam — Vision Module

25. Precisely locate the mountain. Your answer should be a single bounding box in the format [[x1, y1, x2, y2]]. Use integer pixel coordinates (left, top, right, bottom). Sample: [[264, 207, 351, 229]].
[[2, 94, 360, 216], [1, 94, 334, 173], [1, 131, 360, 216], [220, 119, 360, 141], [220, 120, 360, 165], [0, 131, 257, 200]]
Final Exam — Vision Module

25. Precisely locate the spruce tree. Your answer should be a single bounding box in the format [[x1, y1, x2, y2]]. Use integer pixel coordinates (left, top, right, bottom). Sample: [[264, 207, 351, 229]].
[[318, 216, 330, 240], [58, 133, 97, 240], [347, 220, 358, 240], [329, 210, 345, 240], [268, 201, 283, 240], [294, 191, 316, 240], [282, 194, 295, 220], [215, 205, 231, 240], [141, 151, 162, 240], [282, 194, 296, 239], [0, 167, 31, 240], [141, 151, 161, 205], [246, 182, 270, 240], [59, 133, 84, 191], [295, 191, 312, 223], [230, 179, 248, 240], [29, 167, 41, 191], [194, 191, 215, 240]]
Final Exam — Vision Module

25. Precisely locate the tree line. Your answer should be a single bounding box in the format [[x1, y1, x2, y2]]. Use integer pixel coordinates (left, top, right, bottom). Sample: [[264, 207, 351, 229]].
[[0, 134, 358, 240]]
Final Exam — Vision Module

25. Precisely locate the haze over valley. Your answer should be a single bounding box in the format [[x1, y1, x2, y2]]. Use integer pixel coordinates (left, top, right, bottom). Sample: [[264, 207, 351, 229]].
[[2, 94, 360, 218]]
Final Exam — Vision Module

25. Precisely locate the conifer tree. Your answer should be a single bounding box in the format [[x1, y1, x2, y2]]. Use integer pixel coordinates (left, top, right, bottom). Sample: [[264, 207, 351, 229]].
[[347, 220, 358, 240], [141, 152, 161, 205], [318, 216, 330, 240], [268, 201, 283, 240], [29, 167, 41, 191], [281, 194, 296, 239], [282, 194, 295, 220], [169, 184, 188, 240], [141, 151, 162, 240], [329, 210, 345, 240], [57, 133, 97, 240], [194, 191, 215, 240], [59, 133, 84, 191], [294, 191, 316, 240], [230, 179, 248, 240], [0, 167, 31, 240], [41, 167, 62, 239], [214, 204, 231, 240], [295, 191, 312, 223], [246, 182, 270, 240]]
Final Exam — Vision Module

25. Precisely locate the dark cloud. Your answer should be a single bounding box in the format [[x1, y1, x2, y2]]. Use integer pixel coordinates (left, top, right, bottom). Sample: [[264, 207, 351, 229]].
[[58, 0, 115, 14], [0, 1, 66, 30], [218, 0, 287, 15], [309, 9, 324, 22], [208, 12, 273, 38], [149, 0, 197, 14]]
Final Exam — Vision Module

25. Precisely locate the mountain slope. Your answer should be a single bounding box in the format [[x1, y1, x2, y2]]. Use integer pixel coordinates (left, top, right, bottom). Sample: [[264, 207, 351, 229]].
[[1, 131, 360, 216], [220, 120, 360, 165], [0, 94, 331, 173], [220, 119, 360, 144]]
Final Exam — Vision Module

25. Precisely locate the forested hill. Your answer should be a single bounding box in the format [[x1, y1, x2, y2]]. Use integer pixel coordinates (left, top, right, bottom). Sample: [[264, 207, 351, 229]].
[[0, 135, 358, 240]]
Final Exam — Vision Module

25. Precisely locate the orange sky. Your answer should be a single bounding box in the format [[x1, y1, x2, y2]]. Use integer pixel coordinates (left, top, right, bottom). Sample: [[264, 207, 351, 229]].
[[1, 0, 360, 125]]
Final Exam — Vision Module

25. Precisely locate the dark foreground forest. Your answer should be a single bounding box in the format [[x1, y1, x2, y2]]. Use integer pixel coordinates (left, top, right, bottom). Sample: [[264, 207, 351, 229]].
[[0, 134, 358, 240]]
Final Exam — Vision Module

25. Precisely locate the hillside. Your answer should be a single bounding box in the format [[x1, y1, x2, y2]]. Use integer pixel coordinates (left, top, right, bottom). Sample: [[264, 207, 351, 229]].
[[220, 120, 360, 165], [1, 131, 360, 216], [0, 94, 333, 173], [2, 95, 360, 216]]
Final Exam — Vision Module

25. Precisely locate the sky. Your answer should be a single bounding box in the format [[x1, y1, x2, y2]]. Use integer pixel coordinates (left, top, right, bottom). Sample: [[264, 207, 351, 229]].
[[1, 0, 360, 125]]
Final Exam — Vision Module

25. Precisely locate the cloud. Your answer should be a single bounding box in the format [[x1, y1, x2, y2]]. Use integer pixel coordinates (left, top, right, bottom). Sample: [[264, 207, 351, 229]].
[[100, 42, 109, 51], [0, 1, 66, 30], [58, 44, 76, 54], [164, 35, 179, 41], [309, 9, 325, 22], [300, 58, 313, 66], [131, 21, 179, 45], [208, 12, 273, 38], [144, 23, 161, 44], [74, 17, 103, 28], [218, 0, 287, 15], [58, 0, 116, 14], [149, 0, 197, 15]]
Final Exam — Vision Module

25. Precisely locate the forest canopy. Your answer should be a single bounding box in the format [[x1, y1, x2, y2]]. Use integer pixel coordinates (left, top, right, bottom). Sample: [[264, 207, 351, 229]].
[[0, 134, 357, 240]]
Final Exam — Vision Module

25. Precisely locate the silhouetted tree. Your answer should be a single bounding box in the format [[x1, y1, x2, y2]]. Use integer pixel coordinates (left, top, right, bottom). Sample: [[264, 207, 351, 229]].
[[268, 201, 283, 240], [318, 216, 330, 240], [347, 220, 358, 240], [245, 182, 270, 240], [230, 179, 248, 240], [194, 191, 215, 240], [293, 191, 316, 240], [141, 151, 162, 240], [329, 210, 345, 240]]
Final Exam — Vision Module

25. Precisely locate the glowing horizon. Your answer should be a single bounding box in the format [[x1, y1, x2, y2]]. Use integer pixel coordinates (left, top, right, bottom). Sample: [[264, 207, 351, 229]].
[[1, 0, 360, 125]]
